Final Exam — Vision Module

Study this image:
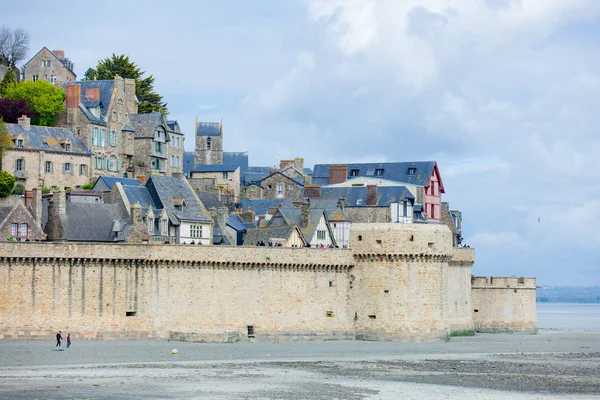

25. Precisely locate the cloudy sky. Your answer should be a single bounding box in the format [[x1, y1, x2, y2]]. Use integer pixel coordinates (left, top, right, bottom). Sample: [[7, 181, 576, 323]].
[[6, 0, 600, 286]]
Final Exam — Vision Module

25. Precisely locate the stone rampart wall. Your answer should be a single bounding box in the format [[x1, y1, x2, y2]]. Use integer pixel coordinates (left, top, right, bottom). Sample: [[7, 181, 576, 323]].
[[0, 244, 354, 341], [471, 276, 537, 333]]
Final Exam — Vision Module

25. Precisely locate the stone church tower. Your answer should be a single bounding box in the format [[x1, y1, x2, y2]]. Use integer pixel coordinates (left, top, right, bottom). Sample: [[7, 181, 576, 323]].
[[194, 118, 223, 166]]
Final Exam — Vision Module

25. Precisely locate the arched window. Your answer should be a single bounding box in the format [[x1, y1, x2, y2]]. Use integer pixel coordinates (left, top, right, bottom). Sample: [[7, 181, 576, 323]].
[[206, 137, 211, 150]]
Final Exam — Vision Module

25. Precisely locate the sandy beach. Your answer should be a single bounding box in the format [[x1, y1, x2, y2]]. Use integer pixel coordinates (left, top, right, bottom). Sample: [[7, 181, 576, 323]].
[[0, 330, 598, 399]]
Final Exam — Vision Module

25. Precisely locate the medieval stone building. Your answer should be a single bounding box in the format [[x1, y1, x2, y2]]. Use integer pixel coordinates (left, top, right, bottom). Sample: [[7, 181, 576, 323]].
[[194, 119, 223, 166], [21, 47, 76, 87]]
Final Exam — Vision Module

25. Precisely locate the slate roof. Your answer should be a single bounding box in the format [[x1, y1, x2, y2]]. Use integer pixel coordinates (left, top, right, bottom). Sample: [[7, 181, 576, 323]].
[[0, 206, 14, 225], [270, 207, 328, 243], [146, 176, 212, 225], [258, 171, 304, 186], [122, 124, 135, 132], [94, 176, 143, 192], [196, 191, 223, 209], [67, 79, 115, 122], [223, 152, 249, 176], [60, 203, 130, 242], [312, 161, 439, 188], [191, 164, 239, 173], [243, 166, 272, 186], [309, 199, 351, 222], [129, 112, 169, 140], [196, 122, 221, 136], [121, 184, 157, 215], [227, 214, 256, 232], [166, 120, 182, 133], [243, 225, 303, 246], [240, 199, 293, 217], [320, 186, 414, 207], [183, 151, 195, 176], [303, 168, 313, 176], [6, 123, 91, 155], [213, 226, 231, 245]]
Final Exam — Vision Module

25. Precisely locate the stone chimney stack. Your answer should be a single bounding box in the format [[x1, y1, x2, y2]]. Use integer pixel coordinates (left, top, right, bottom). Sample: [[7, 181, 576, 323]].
[[294, 157, 304, 172], [17, 115, 30, 130], [328, 164, 348, 185], [66, 84, 81, 109], [293, 200, 310, 228], [124, 78, 138, 114], [54, 190, 66, 215], [85, 88, 100, 101], [52, 50, 65, 58], [46, 191, 67, 241], [366, 185, 378, 206], [31, 188, 42, 224], [126, 203, 150, 243]]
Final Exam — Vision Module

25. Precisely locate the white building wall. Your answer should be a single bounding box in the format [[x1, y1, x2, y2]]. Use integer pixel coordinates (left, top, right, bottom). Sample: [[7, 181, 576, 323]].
[[331, 221, 351, 247], [310, 215, 334, 247], [178, 221, 212, 245]]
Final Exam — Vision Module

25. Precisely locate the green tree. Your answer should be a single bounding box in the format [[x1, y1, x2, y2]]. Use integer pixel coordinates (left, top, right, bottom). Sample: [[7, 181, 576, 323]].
[[0, 118, 13, 170], [4, 80, 65, 126], [0, 68, 17, 96], [87, 54, 167, 115], [0, 170, 15, 197]]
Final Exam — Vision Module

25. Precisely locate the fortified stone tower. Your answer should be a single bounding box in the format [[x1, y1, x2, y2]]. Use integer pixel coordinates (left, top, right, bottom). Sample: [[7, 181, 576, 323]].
[[348, 223, 472, 341], [194, 117, 223, 166]]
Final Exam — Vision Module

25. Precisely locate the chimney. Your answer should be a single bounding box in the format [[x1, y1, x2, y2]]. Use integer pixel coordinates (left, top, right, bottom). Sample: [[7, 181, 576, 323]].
[[31, 188, 42, 224], [85, 88, 100, 101], [52, 50, 65, 58], [66, 84, 81, 109], [366, 185, 378, 206], [24, 190, 32, 207], [124, 78, 138, 114], [328, 164, 348, 185], [304, 185, 321, 199], [130, 203, 143, 223], [17, 115, 30, 130], [137, 175, 146, 184], [293, 200, 310, 228], [294, 157, 304, 171], [53, 190, 67, 215], [279, 159, 293, 170]]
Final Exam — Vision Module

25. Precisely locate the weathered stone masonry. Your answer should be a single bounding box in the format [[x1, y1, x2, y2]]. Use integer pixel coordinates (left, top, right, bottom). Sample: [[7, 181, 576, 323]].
[[0, 224, 534, 342]]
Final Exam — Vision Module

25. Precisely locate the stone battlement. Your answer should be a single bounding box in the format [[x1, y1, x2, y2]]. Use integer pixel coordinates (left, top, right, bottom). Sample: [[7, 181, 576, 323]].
[[471, 276, 536, 289]]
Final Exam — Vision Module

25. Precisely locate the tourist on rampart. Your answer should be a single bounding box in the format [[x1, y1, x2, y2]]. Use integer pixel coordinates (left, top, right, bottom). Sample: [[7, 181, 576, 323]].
[[66, 334, 71, 348], [55, 331, 63, 348]]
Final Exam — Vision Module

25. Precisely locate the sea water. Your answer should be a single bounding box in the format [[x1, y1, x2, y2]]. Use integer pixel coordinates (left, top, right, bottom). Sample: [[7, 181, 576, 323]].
[[536, 303, 600, 331]]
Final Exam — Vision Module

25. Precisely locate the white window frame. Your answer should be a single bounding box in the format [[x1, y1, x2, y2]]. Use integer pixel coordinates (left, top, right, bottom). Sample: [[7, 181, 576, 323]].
[[20, 223, 28, 237], [63, 162, 71, 174], [189, 224, 203, 238], [45, 161, 52, 173]]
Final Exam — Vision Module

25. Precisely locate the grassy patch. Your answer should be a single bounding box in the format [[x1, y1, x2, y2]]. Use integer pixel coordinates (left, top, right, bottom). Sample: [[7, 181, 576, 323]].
[[450, 330, 475, 337]]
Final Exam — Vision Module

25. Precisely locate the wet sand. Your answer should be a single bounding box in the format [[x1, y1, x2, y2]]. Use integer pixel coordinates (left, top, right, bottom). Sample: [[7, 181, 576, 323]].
[[0, 330, 598, 399]]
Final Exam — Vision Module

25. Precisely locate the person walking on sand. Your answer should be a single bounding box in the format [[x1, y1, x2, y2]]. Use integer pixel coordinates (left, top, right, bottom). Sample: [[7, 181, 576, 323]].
[[56, 331, 63, 348], [66, 334, 71, 348]]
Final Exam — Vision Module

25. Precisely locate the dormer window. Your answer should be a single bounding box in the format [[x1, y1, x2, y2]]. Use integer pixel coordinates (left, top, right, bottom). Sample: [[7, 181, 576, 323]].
[[366, 168, 375, 176], [206, 137, 211, 150], [350, 169, 359, 176], [65, 143, 71, 152], [356, 199, 363, 205], [375, 168, 384, 176], [408, 167, 416, 175], [16, 139, 23, 148]]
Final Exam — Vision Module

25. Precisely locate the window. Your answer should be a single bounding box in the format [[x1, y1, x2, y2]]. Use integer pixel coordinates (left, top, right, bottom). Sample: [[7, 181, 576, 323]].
[[402, 200, 408, 217], [51, 75, 57, 84], [206, 137, 211, 150], [222, 171, 229, 180], [20, 223, 28, 237], [11, 223, 18, 236], [155, 142, 162, 153], [147, 218, 153, 234], [288, 185, 293, 190], [32, 75, 39, 82], [430, 204, 435, 219], [277, 184, 283, 195], [95, 157, 102, 170], [161, 219, 168, 236], [45, 161, 53, 173], [375, 168, 384, 176], [408, 167, 416, 175], [79, 164, 87, 176], [356, 199, 363, 205], [155, 159, 160, 171], [350, 169, 359, 176], [42, 60, 51, 67], [317, 230, 326, 240], [15, 159, 24, 171], [267, 185, 272, 189], [64, 143, 71, 152], [109, 156, 117, 171], [190, 224, 203, 238], [366, 168, 375, 176], [16, 139, 23, 148], [63, 162, 71, 174]]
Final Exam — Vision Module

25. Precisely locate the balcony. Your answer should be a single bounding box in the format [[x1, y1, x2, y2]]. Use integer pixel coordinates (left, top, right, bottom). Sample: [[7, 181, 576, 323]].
[[14, 170, 27, 179]]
